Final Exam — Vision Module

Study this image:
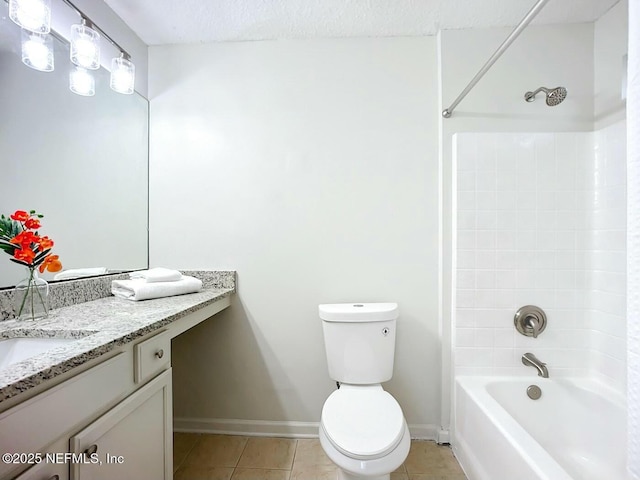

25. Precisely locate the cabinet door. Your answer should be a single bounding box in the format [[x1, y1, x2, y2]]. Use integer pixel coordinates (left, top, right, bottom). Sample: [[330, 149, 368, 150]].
[[69, 369, 172, 480]]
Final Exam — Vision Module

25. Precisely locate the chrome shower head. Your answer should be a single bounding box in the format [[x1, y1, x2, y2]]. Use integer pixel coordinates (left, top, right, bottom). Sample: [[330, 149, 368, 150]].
[[524, 86, 567, 106]]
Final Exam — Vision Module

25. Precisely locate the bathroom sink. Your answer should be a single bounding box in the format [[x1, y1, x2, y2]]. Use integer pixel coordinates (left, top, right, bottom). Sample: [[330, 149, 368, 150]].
[[0, 337, 77, 370]]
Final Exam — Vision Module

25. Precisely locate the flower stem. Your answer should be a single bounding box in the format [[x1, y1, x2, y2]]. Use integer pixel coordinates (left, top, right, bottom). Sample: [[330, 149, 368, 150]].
[[17, 267, 33, 318]]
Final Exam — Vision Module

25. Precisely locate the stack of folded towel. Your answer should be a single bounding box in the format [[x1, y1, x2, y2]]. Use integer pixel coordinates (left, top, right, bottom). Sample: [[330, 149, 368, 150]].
[[111, 267, 202, 301]]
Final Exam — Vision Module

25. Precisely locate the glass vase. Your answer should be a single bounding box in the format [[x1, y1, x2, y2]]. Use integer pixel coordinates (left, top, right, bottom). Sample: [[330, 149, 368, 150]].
[[13, 267, 49, 321]]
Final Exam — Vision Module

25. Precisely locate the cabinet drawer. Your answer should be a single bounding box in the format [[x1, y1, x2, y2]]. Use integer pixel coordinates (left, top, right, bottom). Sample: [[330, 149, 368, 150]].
[[134, 330, 170, 384], [13, 438, 68, 480]]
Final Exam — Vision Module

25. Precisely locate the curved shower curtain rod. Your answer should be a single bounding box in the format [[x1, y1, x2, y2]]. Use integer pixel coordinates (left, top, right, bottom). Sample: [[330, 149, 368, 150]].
[[442, 0, 551, 118]]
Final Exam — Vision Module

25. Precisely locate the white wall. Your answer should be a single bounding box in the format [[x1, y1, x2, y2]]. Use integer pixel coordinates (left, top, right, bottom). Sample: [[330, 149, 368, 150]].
[[594, 0, 629, 129], [626, 0, 640, 475], [149, 38, 441, 436]]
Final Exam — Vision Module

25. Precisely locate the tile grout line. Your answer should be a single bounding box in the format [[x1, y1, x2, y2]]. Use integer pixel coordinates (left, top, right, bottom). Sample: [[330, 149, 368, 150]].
[[230, 436, 252, 479], [174, 433, 202, 475]]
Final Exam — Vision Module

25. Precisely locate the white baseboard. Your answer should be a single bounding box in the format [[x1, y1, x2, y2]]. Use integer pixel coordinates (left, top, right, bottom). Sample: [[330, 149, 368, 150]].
[[436, 428, 451, 444], [407, 424, 438, 440], [174, 418, 319, 438], [175, 417, 439, 441]]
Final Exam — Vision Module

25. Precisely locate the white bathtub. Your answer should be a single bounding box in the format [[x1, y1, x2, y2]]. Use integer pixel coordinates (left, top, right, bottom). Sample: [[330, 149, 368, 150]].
[[453, 376, 628, 480]]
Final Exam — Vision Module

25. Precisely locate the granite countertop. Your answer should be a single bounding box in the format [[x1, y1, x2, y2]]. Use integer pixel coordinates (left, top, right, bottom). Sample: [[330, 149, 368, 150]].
[[0, 286, 233, 404]]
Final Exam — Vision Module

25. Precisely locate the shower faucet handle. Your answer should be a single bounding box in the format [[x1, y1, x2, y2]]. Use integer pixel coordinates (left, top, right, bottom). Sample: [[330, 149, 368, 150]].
[[514, 305, 547, 338], [526, 316, 541, 338]]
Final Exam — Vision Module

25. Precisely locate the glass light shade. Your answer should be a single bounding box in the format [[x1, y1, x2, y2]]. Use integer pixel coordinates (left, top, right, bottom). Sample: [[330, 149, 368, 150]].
[[69, 66, 95, 96], [70, 23, 100, 70], [9, 0, 51, 34], [21, 30, 54, 72], [110, 56, 135, 94]]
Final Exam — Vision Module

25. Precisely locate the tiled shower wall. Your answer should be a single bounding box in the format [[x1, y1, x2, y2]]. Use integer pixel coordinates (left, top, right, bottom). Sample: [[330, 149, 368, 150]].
[[589, 122, 627, 389], [454, 122, 626, 391]]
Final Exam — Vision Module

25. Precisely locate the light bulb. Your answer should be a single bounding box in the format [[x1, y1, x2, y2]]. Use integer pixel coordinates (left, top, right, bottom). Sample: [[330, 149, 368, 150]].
[[9, 0, 51, 34], [70, 23, 100, 70], [69, 66, 95, 96], [110, 56, 135, 94], [21, 30, 54, 71]]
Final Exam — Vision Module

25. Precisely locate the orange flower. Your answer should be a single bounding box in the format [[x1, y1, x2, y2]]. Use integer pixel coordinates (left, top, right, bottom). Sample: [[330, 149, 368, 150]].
[[39, 254, 62, 273], [10, 231, 38, 249], [38, 236, 54, 250], [24, 217, 41, 230], [13, 248, 35, 264], [10, 210, 29, 222]]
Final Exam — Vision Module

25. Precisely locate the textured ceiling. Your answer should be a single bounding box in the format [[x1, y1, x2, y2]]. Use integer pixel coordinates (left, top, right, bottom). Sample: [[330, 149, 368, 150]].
[[103, 0, 620, 46]]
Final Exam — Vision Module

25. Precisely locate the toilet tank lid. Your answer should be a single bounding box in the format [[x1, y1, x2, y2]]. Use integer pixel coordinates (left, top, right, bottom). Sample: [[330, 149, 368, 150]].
[[319, 303, 398, 322]]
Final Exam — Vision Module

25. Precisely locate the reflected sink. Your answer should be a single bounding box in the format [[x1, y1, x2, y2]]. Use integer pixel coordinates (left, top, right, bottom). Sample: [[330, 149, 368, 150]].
[[0, 337, 77, 369]]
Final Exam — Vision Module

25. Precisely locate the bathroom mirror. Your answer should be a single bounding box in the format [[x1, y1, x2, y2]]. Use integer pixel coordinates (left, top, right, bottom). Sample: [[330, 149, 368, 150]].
[[0, 4, 148, 288]]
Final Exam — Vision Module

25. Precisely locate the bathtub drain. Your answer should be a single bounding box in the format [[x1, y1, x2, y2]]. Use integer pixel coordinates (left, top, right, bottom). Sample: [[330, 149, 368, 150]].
[[527, 384, 542, 400]]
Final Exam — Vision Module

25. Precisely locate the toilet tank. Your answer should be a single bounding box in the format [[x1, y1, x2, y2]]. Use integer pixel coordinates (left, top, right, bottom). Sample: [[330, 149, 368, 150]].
[[319, 303, 398, 384]]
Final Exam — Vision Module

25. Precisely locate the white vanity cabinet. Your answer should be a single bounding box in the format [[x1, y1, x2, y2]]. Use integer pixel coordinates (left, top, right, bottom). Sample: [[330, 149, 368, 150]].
[[1, 335, 171, 480], [0, 293, 231, 480]]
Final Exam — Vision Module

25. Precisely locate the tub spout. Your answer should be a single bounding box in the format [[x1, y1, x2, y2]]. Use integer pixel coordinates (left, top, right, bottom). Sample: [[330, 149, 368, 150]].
[[522, 352, 549, 378]]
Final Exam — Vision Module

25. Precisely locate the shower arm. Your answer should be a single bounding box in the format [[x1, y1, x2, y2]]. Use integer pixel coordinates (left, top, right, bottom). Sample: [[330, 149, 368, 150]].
[[441, 0, 551, 118]]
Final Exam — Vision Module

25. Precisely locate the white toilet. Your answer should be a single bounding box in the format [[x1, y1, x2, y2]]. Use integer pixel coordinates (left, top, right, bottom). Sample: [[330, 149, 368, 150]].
[[318, 303, 410, 480]]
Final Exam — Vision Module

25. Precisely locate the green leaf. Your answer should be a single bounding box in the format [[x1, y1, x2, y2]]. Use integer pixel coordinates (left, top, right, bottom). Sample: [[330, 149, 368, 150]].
[[0, 244, 15, 254], [9, 258, 30, 267], [33, 250, 50, 263]]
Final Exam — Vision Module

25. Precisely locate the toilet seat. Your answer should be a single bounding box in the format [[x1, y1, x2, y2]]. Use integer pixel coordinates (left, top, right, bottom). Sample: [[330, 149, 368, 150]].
[[320, 385, 405, 460]]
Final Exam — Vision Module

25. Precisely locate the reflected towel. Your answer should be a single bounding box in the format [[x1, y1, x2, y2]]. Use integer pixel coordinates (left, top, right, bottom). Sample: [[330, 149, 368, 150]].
[[111, 276, 202, 301], [129, 267, 183, 283], [54, 267, 108, 280]]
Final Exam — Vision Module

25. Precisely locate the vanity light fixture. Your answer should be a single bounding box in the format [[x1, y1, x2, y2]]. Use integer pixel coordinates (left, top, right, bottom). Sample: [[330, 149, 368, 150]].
[[110, 53, 135, 94], [21, 29, 54, 71], [6, 0, 136, 95], [9, 0, 51, 34], [69, 65, 95, 96], [70, 19, 100, 70]]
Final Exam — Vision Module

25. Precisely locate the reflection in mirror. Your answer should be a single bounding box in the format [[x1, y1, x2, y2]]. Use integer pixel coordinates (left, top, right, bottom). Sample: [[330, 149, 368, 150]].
[[0, 3, 149, 288]]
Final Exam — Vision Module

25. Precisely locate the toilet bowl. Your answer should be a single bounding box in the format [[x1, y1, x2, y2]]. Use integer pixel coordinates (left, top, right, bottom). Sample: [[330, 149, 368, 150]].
[[319, 302, 409, 479], [319, 384, 410, 480]]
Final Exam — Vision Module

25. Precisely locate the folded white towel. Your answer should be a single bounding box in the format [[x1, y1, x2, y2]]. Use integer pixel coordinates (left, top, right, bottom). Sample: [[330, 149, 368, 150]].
[[54, 267, 108, 280], [129, 267, 183, 283], [111, 275, 202, 301]]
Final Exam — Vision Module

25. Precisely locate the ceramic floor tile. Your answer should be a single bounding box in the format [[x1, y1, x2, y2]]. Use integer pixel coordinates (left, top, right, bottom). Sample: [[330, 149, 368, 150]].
[[237, 437, 297, 470], [292, 439, 334, 468], [173, 465, 234, 480], [174, 432, 202, 472], [231, 467, 290, 480], [393, 462, 407, 473], [404, 441, 464, 475], [391, 473, 409, 480], [174, 435, 467, 480], [289, 465, 337, 480], [184, 434, 249, 468]]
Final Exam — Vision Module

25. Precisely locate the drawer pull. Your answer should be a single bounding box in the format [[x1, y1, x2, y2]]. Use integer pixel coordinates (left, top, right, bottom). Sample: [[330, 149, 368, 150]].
[[48, 476, 60, 480], [84, 444, 98, 456], [155, 349, 164, 359]]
